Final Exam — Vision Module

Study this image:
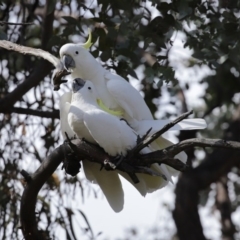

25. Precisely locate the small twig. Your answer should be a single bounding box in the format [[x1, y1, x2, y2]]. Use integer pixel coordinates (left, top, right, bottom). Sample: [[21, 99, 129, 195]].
[[103, 159, 140, 183], [0, 21, 34, 26], [136, 127, 152, 145], [52, 69, 69, 91], [130, 110, 193, 155], [127, 173, 139, 184], [52, 61, 70, 91], [0, 106, 59, 119]]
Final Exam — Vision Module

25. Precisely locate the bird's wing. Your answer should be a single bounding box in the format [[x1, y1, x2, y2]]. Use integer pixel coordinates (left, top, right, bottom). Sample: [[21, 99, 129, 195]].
[[136, 118, 207, 135], [83, 110, 136, 156], [59, 92, 75, 139], [83, 109, 166, 196], [105, 72, 153, 120], [82, 161, 124, 212], [60, 93, 97, 182], [119, 169, 168, 195], [104, 72, 192, 188]]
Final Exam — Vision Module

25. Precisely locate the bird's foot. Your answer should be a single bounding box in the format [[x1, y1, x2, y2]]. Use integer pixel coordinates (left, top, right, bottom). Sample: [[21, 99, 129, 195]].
[[104, 155, 124, 170]]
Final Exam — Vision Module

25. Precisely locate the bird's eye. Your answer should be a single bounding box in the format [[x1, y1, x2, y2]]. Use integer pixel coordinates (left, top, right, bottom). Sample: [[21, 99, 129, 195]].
[[75, 51, 79, 54], [88, 87, 91, 90]]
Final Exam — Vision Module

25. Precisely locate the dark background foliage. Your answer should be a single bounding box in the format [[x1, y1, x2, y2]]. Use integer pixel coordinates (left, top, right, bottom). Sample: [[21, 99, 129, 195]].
[[0, 0, 240, 239]]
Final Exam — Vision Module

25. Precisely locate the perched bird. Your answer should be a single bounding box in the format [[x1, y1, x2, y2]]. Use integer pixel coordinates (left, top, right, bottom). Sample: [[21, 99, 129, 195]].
[[65, 78, 171, 212], [59, 77, 206, 211], [59, 30, 205, 176], [68, 78, 143, 157], [58, 31, 206, 211]]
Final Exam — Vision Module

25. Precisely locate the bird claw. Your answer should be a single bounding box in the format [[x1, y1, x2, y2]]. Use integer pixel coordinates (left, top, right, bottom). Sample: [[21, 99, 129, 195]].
[[104, 159, 117, 169], [104, 155, 124, 170]]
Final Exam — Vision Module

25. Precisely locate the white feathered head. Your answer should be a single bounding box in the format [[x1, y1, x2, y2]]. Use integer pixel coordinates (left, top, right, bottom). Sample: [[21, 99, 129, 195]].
[[59, 30, 99, 79]]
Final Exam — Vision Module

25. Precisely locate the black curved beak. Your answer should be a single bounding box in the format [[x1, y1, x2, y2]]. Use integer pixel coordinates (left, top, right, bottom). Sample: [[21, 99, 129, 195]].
[[62, 55, 75, 71], [72, 78, 86, 93]]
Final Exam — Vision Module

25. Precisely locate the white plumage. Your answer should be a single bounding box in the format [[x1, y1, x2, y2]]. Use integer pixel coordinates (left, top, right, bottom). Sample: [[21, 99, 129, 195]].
[[58, 39, 207, 211], [64, 78, 169, 212], [68, 78, 139, 156]]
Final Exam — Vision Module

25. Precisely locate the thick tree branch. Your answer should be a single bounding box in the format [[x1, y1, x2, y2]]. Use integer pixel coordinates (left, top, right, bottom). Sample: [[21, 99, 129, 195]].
[[173, 120, 240, 240], [20, 134, 240, 240], [139, 138, 240, 166], [20, 146, 65, 240], [215, 176, 236, 239], [173, 153, 239, 240]]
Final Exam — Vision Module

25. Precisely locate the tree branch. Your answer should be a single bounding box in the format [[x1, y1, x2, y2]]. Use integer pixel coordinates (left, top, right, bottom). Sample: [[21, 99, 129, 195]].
[[20, 134, 240, 240], [0, 60, 53, 110], [0, 40, 59, 66], [215, 176, 236, 239], [173, 153, 239, 240], [173, 119, 240, 240], [129, 110, 193, 155], [20, 146, 64, 240], [0, 1, 57, 110], [0, 5, 59, 67], [0, 21, 34, 26], [0, 107, 59, 119]]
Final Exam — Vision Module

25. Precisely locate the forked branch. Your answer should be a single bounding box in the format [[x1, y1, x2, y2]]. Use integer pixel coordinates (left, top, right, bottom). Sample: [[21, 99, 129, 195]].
[[20, 131, 240, 240]]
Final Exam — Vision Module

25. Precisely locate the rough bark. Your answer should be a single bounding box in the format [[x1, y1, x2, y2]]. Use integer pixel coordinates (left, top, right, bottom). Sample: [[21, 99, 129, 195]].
[[173, 120, 240, 240]]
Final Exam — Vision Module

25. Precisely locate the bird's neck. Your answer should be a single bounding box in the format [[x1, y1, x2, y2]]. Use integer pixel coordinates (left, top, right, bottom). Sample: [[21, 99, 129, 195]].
[[71, 94, 98, 108]]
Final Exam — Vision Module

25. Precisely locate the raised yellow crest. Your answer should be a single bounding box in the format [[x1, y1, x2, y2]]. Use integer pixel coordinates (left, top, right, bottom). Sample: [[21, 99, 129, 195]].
[[82, 28, 93, 49]]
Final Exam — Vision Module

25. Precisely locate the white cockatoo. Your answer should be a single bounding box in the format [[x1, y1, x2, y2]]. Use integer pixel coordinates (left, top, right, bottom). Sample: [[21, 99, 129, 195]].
[[58, 31, 206, 211], [59, 31, 205, 160], [65, 78, 174, 212], [69, 78, 143, 156]]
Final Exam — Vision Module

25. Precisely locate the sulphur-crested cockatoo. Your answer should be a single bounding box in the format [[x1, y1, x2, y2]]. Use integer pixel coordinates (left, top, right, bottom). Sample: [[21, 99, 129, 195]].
[[65, 78, 172, 212], [59, 31, 206, 170]]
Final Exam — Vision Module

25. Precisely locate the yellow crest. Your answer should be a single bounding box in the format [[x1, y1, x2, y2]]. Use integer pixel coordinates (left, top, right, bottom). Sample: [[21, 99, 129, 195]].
[[82, 28, 93, 49], [97, 99, 123, 117]]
